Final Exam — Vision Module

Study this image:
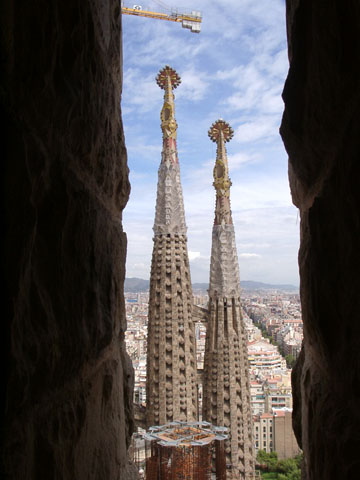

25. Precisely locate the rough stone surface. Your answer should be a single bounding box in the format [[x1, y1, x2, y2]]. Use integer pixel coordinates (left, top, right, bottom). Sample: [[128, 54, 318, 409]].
[[146, 67, 198, 427], [203, 121, 255, 479], [1, 1, 137, 478], [281, 1, 360, 479]]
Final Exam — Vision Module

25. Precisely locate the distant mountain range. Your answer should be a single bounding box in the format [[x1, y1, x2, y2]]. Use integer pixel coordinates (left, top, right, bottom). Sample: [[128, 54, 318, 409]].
[[124, 277, 298, 293], [125, 277, 150, 292]]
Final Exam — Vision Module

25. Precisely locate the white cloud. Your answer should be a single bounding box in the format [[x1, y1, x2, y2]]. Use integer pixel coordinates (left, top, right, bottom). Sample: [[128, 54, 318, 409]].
[[123, 68, 161, 113], [239, 253, 261, 259], [238, 242, 271, 249], [234, 117, 280, 144], [127, 141, 162, 159], [122, 11, 208, 68], [227, 152, 260, 169], [188, 251, 201, 261], [176, 69, 209, 101]]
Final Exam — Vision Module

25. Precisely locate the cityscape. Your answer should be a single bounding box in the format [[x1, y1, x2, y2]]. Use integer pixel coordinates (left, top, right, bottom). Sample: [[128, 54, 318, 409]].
[[125, 283, 302, 472]]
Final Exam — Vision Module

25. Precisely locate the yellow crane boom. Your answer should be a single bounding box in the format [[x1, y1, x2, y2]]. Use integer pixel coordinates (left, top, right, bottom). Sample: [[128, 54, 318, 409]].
[[122, 3, 202, 33]]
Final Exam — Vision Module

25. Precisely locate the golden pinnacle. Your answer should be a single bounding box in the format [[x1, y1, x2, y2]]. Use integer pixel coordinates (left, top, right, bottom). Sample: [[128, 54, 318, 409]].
[[156, 65, 181, 90], [208, 119, 234, 143]]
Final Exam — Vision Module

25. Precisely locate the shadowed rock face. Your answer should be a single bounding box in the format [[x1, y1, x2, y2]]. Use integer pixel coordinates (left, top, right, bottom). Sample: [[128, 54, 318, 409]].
[[1, 1, 137, 478], [281, 1, 360, 479]]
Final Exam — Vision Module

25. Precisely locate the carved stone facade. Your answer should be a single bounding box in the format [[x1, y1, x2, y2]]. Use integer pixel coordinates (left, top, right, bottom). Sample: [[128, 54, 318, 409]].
[[203, 120, 255, 479], [146, 66, 198, 427]]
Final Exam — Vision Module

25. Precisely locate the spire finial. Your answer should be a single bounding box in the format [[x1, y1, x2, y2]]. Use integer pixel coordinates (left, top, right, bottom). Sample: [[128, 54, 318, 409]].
[[208, 118, 234, 143], [209, 119, 234, 225], [156, 65, 181, 90], [156, 66, 181, 140]]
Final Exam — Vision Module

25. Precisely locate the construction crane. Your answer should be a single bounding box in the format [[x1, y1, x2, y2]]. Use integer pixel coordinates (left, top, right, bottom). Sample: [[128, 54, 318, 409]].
[[121, 0, 202, 33]]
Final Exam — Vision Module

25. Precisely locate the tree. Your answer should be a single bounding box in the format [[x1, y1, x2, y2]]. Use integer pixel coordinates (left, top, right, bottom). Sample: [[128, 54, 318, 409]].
[[277, 455, 302, 479], [257, 450, 278, 472], [285, 354, 296, 368], [258, 452, 303, 479]]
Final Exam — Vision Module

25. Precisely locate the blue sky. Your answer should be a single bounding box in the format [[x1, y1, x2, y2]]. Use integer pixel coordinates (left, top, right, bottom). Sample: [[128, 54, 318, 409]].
[[121, 0, 300, 286]]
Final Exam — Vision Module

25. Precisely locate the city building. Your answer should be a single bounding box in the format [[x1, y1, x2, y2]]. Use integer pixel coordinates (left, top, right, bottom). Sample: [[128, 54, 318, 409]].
[[253, 413, 274, 453], [253, 409, 300, 459], [273, 409, 301, 459], [248, 339, 287, 372]]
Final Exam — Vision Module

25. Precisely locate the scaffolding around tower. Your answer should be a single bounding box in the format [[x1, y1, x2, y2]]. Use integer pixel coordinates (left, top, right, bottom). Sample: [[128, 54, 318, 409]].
[[141, 421, 228, 480]]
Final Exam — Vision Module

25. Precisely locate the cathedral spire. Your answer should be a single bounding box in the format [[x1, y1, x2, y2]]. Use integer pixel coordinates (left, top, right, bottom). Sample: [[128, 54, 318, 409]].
[[203, 119, 255, 479], [156, 65, 180, 143], [153, 66, 187, 235], [208, 120, 239, 297], [209, 119, 234, 226], [146, 67, 197, 428]]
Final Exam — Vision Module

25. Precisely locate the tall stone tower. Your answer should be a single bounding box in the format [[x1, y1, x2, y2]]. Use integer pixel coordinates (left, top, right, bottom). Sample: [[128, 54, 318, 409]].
[[202, 120, 255, 479], [145, 66, 198, 427]]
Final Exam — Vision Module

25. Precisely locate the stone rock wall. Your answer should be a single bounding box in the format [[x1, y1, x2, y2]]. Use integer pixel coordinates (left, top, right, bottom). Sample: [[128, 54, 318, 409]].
[[1, 1, 136, 479], [281, 1, 360, 479]]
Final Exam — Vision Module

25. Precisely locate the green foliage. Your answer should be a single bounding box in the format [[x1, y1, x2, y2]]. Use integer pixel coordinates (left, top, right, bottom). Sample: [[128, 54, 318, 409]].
[[285, 354, 296, 368], [258, 451, 303, 479], [257, 450, 278, 471], [277, 457, 301, 480]]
